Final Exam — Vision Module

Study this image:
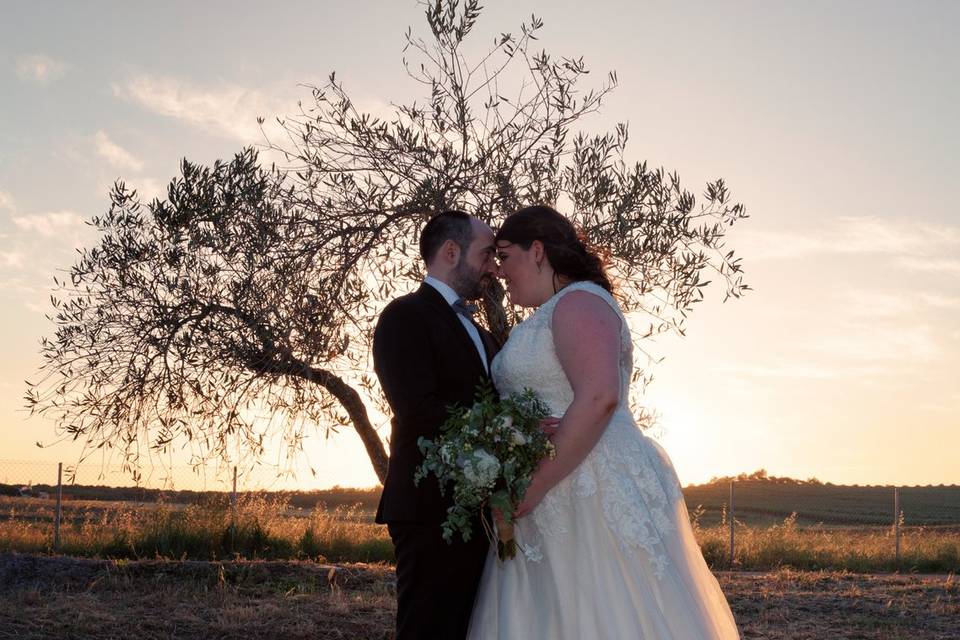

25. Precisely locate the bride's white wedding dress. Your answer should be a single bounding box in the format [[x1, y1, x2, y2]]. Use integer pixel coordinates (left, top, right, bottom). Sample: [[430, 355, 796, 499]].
[[467, 281, 740, 639]]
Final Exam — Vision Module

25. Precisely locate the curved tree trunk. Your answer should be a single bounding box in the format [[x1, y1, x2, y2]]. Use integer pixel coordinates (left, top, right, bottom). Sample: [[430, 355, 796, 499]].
[[215, 303, 390, 484], [315, 370, 390, 485], [283, 360, 389, 484]]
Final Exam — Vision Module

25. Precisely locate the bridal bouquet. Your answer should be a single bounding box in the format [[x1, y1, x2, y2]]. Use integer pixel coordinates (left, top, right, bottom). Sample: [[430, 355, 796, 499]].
[[414, 382, 555, 560]]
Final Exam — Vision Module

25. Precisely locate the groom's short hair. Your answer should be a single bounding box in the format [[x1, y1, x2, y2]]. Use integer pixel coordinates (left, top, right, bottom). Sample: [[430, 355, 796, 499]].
[[419, 210, 474, 265]]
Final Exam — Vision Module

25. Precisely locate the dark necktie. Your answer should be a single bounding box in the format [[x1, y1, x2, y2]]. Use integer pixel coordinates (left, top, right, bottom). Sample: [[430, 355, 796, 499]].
[[452, 298, 478, 319]]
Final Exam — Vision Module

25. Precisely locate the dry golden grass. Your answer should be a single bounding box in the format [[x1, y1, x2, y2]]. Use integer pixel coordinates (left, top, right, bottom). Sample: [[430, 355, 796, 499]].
[[3, 496, 958, 572], [0, 554, 396, 640], [0, 494, 392, 563], [1, 554, 957, 640], [692, 510, 960, 573]]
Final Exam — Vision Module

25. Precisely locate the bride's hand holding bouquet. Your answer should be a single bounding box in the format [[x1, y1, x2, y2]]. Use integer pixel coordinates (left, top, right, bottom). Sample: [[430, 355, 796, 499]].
[[415, 382, 556, 560]]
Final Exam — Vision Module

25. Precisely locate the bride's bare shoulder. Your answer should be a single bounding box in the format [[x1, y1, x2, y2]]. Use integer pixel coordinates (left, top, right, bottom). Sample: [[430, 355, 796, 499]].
[[551, 287, 620, 333]]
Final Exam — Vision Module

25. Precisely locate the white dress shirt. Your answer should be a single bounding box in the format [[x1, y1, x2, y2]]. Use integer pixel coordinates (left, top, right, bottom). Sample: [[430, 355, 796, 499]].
[[424, 276, 489, 373]]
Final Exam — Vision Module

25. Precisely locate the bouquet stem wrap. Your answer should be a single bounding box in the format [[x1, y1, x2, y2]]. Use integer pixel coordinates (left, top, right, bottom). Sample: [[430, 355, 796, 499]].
[[494, 511, 517, 560], [415, 381, 554, 561]]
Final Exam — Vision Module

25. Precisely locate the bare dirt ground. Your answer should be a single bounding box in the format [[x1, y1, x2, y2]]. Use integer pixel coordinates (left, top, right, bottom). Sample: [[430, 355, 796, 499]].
[[0, 553, 956, 639]]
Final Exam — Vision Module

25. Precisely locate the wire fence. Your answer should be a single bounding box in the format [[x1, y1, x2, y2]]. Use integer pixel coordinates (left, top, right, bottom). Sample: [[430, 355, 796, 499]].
[[0, 459, 308, 494], [2, 459, 958, 569]]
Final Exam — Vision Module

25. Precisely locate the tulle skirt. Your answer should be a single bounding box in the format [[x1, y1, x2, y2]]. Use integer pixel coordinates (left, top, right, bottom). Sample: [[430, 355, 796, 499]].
[[467, 418, 740, 639]]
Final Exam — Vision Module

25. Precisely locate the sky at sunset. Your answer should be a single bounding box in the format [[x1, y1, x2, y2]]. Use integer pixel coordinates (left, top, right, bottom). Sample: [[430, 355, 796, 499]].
[[1, 1, 957, 491]]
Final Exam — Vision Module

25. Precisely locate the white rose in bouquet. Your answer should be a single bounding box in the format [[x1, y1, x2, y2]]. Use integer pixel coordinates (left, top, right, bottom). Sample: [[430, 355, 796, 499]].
[[415, 382, 552, 559], [461, 448, 501, 487]]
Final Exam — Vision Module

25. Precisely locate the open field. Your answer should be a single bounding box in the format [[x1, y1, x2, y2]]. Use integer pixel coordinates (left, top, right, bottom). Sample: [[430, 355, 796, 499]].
[[2, 493, 959, 573], [0, 494, 394, 564], [683, 478, 960, 527], [0, 482, 384, 512], [1, 553, 957, 640], [6, 477, 958, 527]]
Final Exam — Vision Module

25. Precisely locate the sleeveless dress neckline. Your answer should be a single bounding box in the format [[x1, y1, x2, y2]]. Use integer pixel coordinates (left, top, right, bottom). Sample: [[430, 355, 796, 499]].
[[468, 278, 741, 639]]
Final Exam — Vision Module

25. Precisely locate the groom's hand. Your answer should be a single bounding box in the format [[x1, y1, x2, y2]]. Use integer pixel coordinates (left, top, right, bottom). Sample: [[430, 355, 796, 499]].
[[538, 417, 561, 437]]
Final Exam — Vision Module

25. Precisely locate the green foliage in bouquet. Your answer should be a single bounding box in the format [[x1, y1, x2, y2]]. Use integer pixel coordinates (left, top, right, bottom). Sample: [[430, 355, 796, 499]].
[[414, 382, 554, 558]]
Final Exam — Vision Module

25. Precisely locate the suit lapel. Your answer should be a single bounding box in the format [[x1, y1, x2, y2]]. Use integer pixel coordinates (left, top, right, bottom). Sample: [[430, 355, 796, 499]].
[[417, 284, 488, 378]]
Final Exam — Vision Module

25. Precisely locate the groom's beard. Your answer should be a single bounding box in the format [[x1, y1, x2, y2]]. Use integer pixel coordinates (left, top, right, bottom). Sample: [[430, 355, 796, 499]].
[[451, 260, 489, 300]]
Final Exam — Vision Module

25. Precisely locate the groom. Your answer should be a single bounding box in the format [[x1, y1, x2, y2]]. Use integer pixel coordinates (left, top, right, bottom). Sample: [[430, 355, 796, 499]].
[[373, 210, 500, 640]]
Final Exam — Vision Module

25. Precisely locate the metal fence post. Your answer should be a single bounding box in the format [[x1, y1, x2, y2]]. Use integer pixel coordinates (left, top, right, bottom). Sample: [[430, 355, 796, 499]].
[[231, 465, 238, 525], [728, 480, 735, 568], [894, 486, 901, 570], [54, 462, 63, 551]]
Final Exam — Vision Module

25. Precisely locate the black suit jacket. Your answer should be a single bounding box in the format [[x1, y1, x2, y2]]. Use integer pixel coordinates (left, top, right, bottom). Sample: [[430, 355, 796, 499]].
[[372, 283, 499, 524]]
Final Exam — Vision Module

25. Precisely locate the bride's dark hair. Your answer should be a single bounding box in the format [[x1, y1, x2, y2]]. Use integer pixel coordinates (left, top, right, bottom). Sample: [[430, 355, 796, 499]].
[[495, 205, 614, 294]]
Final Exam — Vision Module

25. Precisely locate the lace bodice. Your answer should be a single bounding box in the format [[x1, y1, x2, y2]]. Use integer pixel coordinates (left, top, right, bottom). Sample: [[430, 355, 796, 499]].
[[470, 284, 742, 639], [491, 281, 684, 575], [491, 281, 632, 416]]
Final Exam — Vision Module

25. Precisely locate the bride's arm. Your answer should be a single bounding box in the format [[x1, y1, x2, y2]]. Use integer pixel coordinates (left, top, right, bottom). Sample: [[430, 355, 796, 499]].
[[515, 290, 622, 518]]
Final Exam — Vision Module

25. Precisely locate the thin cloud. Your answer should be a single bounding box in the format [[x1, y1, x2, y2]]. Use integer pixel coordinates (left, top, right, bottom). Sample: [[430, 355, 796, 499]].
[[918, 292, 960, 309], [0, 251, 24, 269], [718, 361, 886, 380], [805, 322, 941, 365], [0, 276, 42, 296], [112, 74, 286, 142], [840, 289, 913, 319], [129, 177, 165, 202], [896, 256, 960, 275], [714, 284, 955, 385], [917, 402, 959, 415], [803, 286, 949, 366], [11, 210, 87, 237], [737, 216, 960, 264], [93, 131, 143, 171], [111, 73, 391, 150], [0, 190, 13, 211], [14, 53, 68, 85], [24, 298, 48, 314], [840, 288, 960, 315], [97, 176, 166, 203]]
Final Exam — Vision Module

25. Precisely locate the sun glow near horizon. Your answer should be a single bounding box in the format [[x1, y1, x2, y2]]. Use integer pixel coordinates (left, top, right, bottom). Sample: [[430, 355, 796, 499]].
[[1, 1, 958, 491]]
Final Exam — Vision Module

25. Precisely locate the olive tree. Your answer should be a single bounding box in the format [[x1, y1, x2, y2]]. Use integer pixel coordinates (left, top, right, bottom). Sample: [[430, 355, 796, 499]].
[[28, 1, 748, 484]]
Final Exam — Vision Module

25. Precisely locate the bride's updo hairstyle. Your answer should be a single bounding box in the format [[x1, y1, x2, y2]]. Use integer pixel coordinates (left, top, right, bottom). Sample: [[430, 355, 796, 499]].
[[495, 205, 614, 294]]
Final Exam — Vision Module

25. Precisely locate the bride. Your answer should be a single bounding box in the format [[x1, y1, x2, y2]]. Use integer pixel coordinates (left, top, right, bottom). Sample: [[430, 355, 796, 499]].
[[467, 206, 740, 639]]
